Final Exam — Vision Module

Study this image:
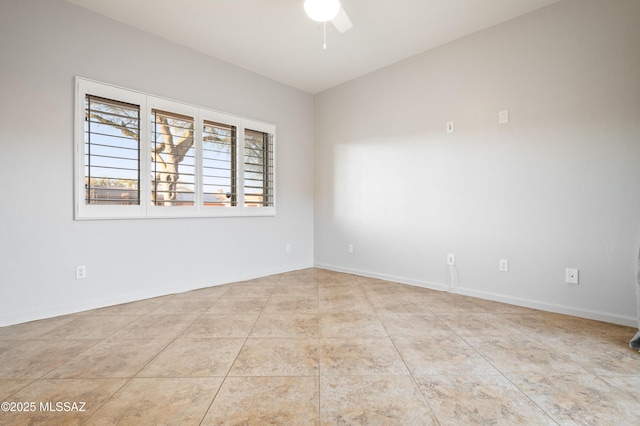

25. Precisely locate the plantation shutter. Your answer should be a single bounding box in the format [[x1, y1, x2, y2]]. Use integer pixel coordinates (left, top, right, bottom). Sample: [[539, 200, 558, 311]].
[[84, 95, 141, 205], [151, 109, 195, 206], [202, 121, 237, 207], [244, 129, 274, 207]]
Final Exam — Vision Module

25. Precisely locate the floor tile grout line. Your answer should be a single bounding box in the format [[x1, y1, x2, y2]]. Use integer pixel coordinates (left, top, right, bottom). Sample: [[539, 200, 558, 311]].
[[496, 372, 562, 425], [35, 338, 106, 382], [79, 377, 131, 425], [31, 312, 141, 341], [354, 275, 435, 420], [370, 296, 444, 424], [77, 293, 227, 424], [198, 273, 282, 424], [454, 320, 566, 425], [79, 310, 204, 423], [368, 282, 561, 425], [3, 269, 639, 424]]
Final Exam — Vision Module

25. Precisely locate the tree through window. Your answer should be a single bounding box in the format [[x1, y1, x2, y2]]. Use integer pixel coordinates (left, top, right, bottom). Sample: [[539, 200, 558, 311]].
[[76, 78, 276, 219], [84, 96, 140, 205], [151, 110, 195, 206]]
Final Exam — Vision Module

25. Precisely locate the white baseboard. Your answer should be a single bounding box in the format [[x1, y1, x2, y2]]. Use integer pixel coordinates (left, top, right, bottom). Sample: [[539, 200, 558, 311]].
[[4, 261, 634, 329], [0, 262, 314, 327], [315, 262, 638, 328]]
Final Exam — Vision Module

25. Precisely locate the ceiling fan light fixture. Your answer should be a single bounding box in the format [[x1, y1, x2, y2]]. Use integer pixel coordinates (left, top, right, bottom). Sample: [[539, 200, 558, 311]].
[[304, 0, 341, 23]]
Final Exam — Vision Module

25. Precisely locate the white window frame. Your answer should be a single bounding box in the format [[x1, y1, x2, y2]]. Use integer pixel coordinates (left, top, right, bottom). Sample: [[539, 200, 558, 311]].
[[242, 120, 276, 211], [200, 109, 243, 213], [74, 77, 276, 220]]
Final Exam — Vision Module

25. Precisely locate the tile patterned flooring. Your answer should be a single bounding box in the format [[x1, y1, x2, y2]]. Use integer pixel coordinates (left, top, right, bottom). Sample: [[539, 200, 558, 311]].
[[1, 268, 639, 425]]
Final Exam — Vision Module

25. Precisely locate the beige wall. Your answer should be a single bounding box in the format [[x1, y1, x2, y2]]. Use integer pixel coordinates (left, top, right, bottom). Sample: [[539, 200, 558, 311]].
[[314, 0, 640, 325], [0, 0, 315, 325]]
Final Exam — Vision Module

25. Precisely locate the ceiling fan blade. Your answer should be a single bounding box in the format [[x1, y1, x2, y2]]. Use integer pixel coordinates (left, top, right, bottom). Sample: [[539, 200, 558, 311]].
[[331, 7, 353, 33]]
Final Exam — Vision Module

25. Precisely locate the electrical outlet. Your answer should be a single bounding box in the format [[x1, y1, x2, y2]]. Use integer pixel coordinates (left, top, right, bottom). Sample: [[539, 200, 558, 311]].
[[499, 259, 509, 272], [286, 243, 292, 253], [348, 244, 354, 254], [565, 268, 579, 284], [447, 253, 455, 266], [499, 110, 509, 124], [446, 121, 455, 134], [76, 265, 86, 280]]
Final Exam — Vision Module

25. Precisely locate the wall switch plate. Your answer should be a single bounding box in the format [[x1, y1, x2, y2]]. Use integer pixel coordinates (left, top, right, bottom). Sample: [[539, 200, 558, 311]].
[[499, 259, 509, 272], [76, 265, 86, 280], [565, 268, 579, 284], [348, 244, 354, 254], [286, 243, 292, 253], [447, 253, 455, 266], [446, 121, 455, 134], [499, 110, 509, 124]]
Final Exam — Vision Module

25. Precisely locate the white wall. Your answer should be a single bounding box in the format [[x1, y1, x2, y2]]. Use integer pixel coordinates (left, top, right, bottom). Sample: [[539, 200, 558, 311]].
[[314, 0, 640, 325], [0, 0, 314, 326]]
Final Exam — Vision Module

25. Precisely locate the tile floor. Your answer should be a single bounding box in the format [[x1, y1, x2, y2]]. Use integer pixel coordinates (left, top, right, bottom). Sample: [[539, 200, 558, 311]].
[[1, 268, 639, 425]]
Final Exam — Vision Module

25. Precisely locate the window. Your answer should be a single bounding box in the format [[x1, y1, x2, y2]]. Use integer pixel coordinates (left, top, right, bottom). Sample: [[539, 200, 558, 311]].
[[203, 120, 237, 207], [244, 129, 274, 207], [84, 96, 140, 206], [151, 109, 195, 207], [75, 78, 276, 219]]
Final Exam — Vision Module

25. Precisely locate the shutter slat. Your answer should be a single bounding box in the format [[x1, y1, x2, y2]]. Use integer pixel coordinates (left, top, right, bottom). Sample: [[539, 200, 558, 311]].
[[203, 121, 237, 207], [244, 129, 274, 207], [85, 95, 141, 205]]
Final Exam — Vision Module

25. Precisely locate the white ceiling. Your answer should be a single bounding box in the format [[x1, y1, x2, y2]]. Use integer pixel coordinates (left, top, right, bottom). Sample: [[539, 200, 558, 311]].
[[65, 0, 561, 94]]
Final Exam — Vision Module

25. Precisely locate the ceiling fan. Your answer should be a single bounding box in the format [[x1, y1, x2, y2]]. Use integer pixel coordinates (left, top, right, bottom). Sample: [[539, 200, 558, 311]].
[[304, 0, 353, 48]]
